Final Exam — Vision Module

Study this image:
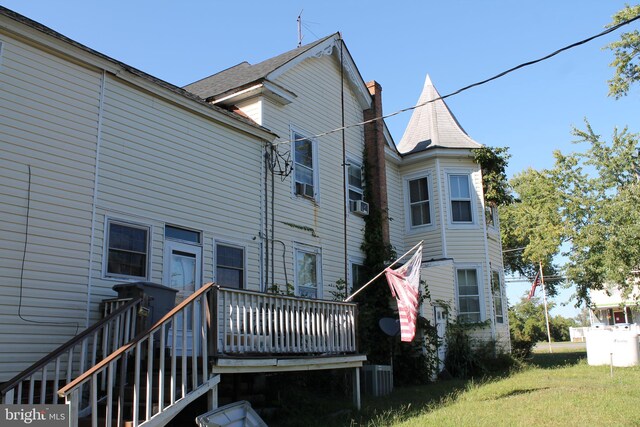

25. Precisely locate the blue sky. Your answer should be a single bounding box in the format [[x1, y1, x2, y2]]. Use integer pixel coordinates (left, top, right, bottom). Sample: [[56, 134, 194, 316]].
[[3, 1, 638, 317]]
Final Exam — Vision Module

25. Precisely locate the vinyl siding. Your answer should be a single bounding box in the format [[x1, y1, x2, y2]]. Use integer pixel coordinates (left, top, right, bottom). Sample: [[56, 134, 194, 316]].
[[399, 158, 444, 260], [421, 260, 455, 316], [0, 34, 101, 380], [91, 75, 264, 298], [385, 160, 405, 253], [261, 53, 367, 296], [235, 98, 262, 125], [0, 27, 270, 381]]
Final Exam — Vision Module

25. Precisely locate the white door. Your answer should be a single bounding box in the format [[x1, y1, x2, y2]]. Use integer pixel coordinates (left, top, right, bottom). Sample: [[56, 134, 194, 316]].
[[163, 241, 202, 356], [434, 306, 448, 372]]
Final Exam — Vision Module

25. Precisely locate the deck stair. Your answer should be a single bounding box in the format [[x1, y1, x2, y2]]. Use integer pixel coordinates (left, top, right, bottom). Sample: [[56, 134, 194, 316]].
[[59, 283, 219, 427], [1, 297, 143, 407]]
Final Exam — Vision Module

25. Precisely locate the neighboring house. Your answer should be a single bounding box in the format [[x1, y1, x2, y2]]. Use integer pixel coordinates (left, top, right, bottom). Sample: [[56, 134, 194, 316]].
[[590, 285, 640, 326], [0, 5, 509, 424]]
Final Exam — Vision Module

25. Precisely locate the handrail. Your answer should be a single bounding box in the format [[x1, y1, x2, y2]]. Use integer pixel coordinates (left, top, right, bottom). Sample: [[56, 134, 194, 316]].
[[58, 282, 216, 398], [0, 296, 142, 396]]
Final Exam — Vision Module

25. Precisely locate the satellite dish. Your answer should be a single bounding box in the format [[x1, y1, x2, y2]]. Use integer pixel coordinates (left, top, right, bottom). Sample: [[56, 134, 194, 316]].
[[379, 317, 400, 337]]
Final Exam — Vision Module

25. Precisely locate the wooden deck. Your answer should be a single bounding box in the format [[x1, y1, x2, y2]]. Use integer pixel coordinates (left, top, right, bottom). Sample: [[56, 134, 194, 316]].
[[47, 283, 364, 426]]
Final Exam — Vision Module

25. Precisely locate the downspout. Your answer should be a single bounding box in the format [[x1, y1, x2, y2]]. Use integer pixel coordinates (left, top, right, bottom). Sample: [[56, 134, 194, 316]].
[[263, 145, 270, 291], [340, 37, 348, 286], [86, 70, 107, 328], [271, 145, 276, 288]]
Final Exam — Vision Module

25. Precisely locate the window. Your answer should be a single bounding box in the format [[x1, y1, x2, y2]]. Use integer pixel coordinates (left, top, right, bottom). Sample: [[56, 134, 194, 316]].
[[408, 177, 431, 227], [216, 244, 245, 289], [492, 271, 504, 324], [449, 174, 473, 223], [350, 262, 366, 292], [485, 205, 498, 229], [106, 220, 149, 279], [348, 161, 364, 202], [165, 225, 201, 244], [293, 130, 317, 199], [295, 247, 321, 298], [456, 268, 481, 323]]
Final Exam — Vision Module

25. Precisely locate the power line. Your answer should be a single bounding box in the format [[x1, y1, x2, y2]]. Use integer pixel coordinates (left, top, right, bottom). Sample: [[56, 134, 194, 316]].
[[274, 12, 640, 146]]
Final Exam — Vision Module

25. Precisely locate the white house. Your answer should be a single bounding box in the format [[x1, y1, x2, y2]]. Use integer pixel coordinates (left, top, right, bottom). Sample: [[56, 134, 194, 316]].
[[0, 6, 509, 425], [590, 285, 640, 326]]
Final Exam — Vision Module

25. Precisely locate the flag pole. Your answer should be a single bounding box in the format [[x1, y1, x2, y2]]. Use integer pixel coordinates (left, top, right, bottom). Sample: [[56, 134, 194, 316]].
[[344, 240, 423, 302], [539, 261, 553, 354]]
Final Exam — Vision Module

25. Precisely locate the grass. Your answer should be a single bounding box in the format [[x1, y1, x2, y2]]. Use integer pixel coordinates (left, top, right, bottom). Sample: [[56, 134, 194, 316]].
[[269, 345, 640, 426]]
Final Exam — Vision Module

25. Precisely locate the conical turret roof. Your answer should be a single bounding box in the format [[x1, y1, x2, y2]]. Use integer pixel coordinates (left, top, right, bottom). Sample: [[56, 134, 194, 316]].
[[397, 75, 482, 154]]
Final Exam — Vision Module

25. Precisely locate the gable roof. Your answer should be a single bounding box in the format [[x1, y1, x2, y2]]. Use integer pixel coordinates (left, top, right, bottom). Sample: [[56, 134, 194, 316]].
[[397, 75, 482, 154], [184, 35, 334, 101], [183, 33, 372, 109]]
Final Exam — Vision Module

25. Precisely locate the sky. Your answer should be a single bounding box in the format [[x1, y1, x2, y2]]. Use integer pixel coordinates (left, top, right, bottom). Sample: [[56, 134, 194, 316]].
[[3, 1, 638, 317]]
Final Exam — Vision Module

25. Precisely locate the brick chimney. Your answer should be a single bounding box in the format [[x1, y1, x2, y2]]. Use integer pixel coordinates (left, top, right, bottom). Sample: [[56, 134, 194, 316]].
[[363, 81, 390, 246]]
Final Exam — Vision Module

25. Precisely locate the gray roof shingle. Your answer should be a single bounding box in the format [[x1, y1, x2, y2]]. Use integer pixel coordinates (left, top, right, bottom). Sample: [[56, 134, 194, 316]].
[[398, 75, 482, 154], [184, 34, 337, 100]]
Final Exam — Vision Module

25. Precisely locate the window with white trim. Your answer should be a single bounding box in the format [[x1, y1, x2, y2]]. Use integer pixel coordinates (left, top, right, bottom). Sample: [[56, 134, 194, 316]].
[[292, 130, 317, 200], [295, 246, 321, 298], [449, 174, 473, 223], [492, 270, 505, 324], [456, 268, 481, 323], [216, 243, 245, 289], [106, 220, 149, 279], [348, 160, 364, 202], [408, 177, 432, 227]]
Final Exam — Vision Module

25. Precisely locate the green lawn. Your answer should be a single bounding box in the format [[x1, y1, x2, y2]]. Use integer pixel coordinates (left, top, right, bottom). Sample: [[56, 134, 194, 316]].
[[364, 348, 640, 427], [268, 347, 640, 426]]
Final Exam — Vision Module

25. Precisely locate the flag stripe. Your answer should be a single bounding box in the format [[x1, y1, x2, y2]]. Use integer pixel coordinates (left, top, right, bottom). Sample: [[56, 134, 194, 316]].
[[385, 246, 422, 342]]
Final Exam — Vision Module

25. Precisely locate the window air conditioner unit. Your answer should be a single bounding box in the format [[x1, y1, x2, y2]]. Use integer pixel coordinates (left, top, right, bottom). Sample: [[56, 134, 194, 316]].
[[350, 200, 369, 216], [295, 182, 314, 198]]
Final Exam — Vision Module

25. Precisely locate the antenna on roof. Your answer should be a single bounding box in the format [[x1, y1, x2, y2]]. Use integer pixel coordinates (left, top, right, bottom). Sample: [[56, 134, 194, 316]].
[[297, 9, 304, 47]]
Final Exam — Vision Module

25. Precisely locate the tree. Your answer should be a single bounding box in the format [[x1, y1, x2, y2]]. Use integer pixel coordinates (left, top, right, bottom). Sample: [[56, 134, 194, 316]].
[[552, 123, 640, 302], [606, 4, 640, 98], [499, 168, 564, 294], [509, 297, 578, 343]]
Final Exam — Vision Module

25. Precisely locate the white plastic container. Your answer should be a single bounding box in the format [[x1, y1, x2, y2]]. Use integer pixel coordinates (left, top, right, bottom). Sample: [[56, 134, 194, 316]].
[[586, 329, 613, 366], [611, 331, 640, 367]]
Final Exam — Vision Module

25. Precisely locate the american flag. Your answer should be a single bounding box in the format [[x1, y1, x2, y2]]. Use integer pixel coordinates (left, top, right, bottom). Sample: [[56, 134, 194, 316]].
[[528, 272, 541, 300], [385, 246, 422, 342]]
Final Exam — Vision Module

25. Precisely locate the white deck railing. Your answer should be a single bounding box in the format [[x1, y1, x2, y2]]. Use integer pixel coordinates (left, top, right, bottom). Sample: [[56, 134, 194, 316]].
[[214, 287, 358, 355]]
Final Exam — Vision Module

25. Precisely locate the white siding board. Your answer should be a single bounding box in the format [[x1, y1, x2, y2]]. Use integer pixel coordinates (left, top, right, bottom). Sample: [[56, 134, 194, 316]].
[[260, 54, 367, 293], [0, 31, 102, 380]]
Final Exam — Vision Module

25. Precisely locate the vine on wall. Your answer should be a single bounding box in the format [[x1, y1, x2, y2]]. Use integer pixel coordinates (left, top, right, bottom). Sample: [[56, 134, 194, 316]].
[[356, 146, 439, 384]]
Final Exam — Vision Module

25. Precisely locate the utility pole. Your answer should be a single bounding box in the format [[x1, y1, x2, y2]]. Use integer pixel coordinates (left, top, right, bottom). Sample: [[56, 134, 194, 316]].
[[539, 261, 553, 353]]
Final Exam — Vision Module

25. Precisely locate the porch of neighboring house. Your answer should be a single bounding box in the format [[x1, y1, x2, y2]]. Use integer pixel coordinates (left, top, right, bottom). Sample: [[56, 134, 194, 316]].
[[0, 283, 365, 427]]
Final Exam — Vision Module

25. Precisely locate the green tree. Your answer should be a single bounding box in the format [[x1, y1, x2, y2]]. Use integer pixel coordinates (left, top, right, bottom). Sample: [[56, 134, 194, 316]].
[[606, 4, 640, 98], [499, 168, 564, 294], [552, 123, 640, 302], [509, 297, 577, 343]]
